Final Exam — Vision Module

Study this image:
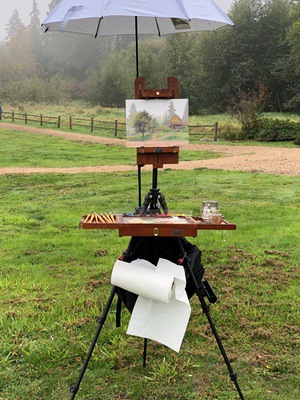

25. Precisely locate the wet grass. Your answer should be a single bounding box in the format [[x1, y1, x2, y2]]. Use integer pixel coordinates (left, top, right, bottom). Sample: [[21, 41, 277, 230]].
[[0, 164, 299, 400], [0, 128, 299, 400], [0, 128, 222, 168]]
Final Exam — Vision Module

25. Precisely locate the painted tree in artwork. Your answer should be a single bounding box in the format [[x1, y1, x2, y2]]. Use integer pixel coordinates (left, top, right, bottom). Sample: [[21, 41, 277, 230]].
[[134, 111, 154, 138], [128, 102, 138, 127], [163, 100, 177, 125], [167, 101, 176, 119]]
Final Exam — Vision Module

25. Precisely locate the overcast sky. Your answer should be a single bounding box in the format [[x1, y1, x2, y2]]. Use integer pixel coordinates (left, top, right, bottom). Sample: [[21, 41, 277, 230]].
[[0, 0, 234, 40]]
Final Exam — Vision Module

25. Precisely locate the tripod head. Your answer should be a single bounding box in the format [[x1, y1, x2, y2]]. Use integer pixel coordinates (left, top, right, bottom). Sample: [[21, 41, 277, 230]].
[[136, 146, 179, 215], [140, 188, 169, 215]]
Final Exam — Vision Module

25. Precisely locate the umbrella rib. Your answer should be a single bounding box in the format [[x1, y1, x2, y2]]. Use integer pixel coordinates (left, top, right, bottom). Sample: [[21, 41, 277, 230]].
[[95, 17, 103, 38], [155, 17, 161, 37]]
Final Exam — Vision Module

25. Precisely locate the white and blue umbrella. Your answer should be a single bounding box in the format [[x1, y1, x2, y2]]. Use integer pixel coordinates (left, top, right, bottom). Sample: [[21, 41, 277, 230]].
[[42, 0, 234, 77]]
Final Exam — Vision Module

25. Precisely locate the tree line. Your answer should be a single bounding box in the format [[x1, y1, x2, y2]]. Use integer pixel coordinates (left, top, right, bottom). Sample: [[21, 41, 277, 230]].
[[1, 0, 300, 115]]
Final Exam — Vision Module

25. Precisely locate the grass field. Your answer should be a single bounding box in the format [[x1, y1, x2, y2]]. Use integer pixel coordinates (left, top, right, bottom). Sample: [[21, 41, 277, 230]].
[[0, 119, 299, 400]]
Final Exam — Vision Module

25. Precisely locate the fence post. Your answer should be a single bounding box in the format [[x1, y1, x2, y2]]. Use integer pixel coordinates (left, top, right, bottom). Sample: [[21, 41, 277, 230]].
[[114, 120, 118, 137], [12, 111, 14, 122], [40, 114, 43, 126], [58, 116, 61, 128], [214, 122, 218, 141], [91, 117, 94, 132], [69, 116, 72, 130], [25, 113, 28, 124]]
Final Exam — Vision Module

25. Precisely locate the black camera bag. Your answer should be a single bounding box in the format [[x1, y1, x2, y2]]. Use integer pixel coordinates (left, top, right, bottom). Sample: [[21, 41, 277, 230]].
[[115, 237, 204, 324]]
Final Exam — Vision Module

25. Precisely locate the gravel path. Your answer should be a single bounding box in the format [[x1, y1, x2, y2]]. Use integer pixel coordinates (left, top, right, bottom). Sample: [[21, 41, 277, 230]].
[[1, 123, 299, 176]]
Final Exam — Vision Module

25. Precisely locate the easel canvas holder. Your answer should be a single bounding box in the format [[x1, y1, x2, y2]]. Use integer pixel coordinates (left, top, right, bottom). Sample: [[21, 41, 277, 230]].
[[135, 77, 179, 99]]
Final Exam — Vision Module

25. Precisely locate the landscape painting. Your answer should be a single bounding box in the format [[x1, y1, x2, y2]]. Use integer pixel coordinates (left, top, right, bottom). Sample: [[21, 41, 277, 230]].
[[126, 99, 189, 147]]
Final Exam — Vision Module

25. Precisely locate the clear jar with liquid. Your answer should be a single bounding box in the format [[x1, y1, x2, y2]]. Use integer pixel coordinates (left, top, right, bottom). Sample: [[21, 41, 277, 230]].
[[209, 209, 223, 224], [201, 201, 218, 220]]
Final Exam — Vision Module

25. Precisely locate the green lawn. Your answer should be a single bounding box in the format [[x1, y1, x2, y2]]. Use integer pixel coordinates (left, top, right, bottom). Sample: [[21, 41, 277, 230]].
[[0, 126, 299, 400], [0, 128, 223, 167]]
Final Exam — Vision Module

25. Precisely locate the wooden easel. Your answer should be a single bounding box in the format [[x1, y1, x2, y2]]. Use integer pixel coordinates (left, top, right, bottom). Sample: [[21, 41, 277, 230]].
[[135, 77, 178, 99]]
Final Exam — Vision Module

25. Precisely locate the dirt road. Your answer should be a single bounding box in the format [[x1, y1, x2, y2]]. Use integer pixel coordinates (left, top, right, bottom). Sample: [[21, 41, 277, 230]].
[[1, 123, 299, 176]]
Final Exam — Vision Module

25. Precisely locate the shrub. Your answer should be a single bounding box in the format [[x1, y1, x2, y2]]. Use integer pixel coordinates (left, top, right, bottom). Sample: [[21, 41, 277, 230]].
[[236, 123, 261, 140], [257, 118, 300, 142], [293, 134, 300, 145], [218, 121, 240, 141], [230, 83, 271, 140]]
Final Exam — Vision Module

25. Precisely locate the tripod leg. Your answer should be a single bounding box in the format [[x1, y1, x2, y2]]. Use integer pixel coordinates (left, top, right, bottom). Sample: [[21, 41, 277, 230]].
[[143, 338, 148, 368], [138, 165, 142, 208], [196, 289, 244, 399], [158, 192, 169, 215], [177, 239, 244, 400], [70, 286, 117, 400]]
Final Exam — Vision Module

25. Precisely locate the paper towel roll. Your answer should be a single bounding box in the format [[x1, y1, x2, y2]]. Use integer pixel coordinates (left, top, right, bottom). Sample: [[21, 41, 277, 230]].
[[111, 259, 174, 303], [126, 258, 191, 352]]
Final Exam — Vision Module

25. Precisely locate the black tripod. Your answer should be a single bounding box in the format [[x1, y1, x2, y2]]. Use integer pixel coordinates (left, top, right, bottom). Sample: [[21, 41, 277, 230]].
[[69, 235, 244, 400], [136, 146, 179, 215], [138, 166, 169, 215]]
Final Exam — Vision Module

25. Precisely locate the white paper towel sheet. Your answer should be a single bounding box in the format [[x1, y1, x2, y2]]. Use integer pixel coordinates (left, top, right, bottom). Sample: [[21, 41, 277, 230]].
[[111, 258, 191, 352]]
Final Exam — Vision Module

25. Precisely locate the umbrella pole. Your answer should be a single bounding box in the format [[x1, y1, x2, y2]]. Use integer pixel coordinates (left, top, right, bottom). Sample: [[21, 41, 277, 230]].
[[135, 16, 139, 78]]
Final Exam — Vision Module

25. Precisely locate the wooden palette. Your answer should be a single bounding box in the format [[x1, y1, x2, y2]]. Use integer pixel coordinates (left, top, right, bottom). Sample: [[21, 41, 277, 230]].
[[80, 214, 236, 237]]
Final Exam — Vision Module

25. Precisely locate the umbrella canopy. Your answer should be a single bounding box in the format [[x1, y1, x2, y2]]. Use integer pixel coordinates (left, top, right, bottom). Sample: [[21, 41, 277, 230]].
[[42, 0, 233, 37], [42, 0, 234, 77]]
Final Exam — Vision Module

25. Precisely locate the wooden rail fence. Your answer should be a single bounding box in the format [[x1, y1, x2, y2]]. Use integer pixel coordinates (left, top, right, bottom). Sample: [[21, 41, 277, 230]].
[[69, 116, 126, 136], [0, 110, 218, 140], [0, 111, 61, 128], [189, 122, 218, 141]]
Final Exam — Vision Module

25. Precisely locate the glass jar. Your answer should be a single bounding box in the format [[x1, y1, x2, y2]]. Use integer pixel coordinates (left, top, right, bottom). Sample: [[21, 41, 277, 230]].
[[209, 209, 222, 224], [201, 201, 218, 220]]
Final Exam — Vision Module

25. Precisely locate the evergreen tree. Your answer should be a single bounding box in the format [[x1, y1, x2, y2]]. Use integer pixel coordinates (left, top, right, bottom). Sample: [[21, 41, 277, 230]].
[[5, 10, 25, 39], [5, 10, 36, 79], [29, 0, 44, 67]]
